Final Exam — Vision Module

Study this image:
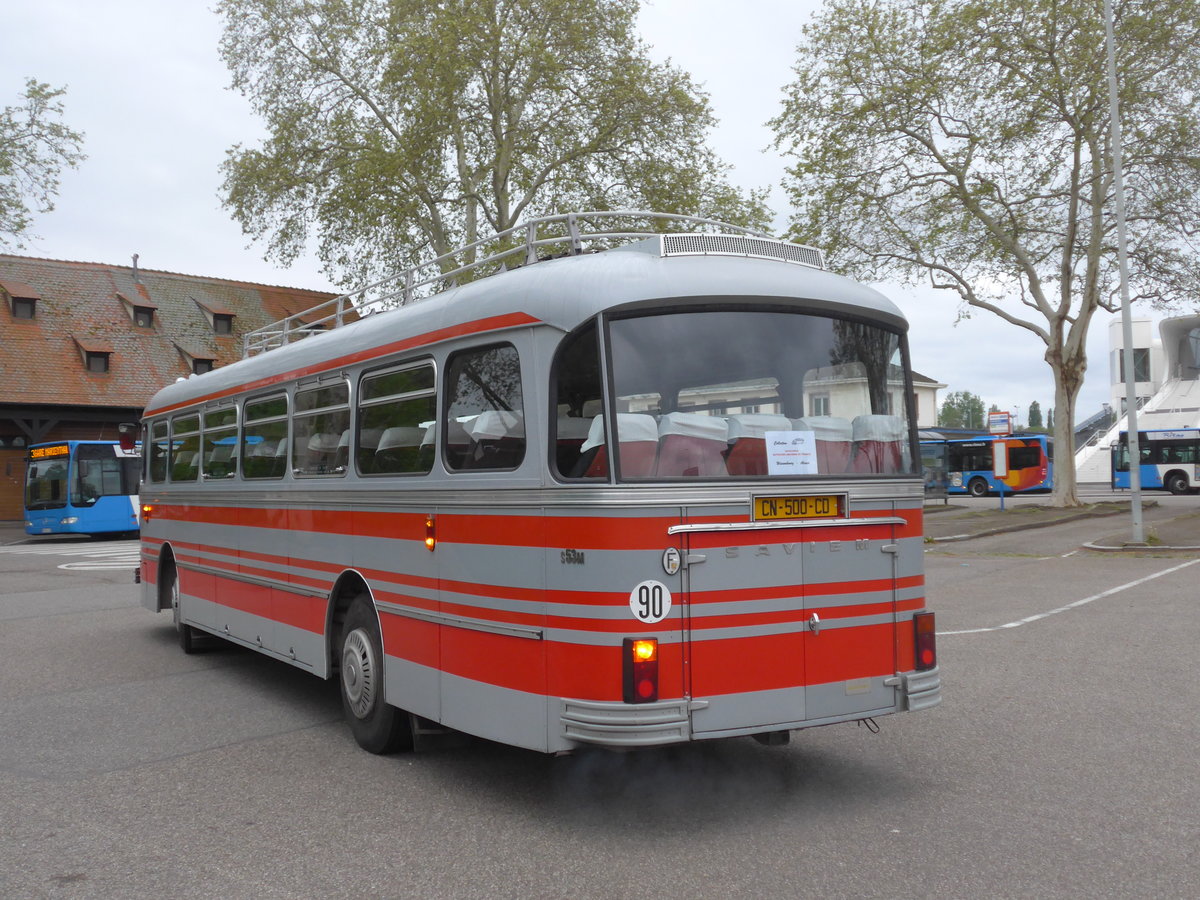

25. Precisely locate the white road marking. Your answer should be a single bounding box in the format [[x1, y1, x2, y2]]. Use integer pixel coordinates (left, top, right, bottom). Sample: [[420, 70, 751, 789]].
[[940, 557, 1200, 635], [0, 542, 141, 570]]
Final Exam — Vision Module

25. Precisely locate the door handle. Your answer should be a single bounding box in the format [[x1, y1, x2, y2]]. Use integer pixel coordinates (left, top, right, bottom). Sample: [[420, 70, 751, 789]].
[[808, 612, 821, 635]]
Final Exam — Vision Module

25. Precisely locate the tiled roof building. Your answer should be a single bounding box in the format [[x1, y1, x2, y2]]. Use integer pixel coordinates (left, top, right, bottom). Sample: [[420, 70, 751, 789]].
[[0, 253, 336, 520]]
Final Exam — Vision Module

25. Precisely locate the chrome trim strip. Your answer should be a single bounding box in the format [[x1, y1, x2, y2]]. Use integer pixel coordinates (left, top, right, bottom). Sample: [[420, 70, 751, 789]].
[[177, 559, 329, 598], [376, 599, 543, 640], [667, 516, 906, 535]]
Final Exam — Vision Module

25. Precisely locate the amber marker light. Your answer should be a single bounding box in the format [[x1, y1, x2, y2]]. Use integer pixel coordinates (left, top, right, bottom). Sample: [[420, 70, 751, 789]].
[[424, 516, 436, 551], [140, 504, 154, 523], [632, 639, 657, 663], [623, 637, 659, 704]]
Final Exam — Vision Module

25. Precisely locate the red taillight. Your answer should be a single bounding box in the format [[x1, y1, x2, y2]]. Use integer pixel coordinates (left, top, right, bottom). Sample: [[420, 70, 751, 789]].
[[623, 637, 658, 703], [424, 516, 436, 551], [914, 612, 937, 671]]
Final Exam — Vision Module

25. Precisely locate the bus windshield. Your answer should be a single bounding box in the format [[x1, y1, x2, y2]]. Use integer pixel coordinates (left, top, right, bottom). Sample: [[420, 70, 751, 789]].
[[25, 459, 70, 510], [605, 309, 914, 479]]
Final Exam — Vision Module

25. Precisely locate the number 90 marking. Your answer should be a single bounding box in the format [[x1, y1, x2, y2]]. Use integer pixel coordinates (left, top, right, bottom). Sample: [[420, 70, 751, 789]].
[[629, 580, 672, 624]]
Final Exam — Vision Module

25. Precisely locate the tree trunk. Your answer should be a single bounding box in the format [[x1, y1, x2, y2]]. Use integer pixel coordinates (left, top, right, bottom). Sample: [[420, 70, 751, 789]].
[[1048, 348, 1086, 507]]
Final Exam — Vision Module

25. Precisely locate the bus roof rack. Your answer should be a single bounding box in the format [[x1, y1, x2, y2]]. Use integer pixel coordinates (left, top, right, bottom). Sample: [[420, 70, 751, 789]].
[[242, 210, 825, 357]]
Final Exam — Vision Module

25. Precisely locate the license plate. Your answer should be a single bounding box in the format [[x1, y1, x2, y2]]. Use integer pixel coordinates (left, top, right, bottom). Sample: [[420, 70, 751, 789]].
[[753, 494, 843, 521]]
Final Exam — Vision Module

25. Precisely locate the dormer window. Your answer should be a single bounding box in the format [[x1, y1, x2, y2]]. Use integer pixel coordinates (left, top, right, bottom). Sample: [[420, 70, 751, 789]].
[[2, 279, 40, 319], [174, 341, 216, 376], [117, 291, 158, 328], [193, 296, 237, 336], [74, 335, 114, 374]]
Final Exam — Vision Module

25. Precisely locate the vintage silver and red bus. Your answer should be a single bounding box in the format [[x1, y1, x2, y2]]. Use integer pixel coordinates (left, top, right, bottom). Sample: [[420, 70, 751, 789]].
[[138, 212, 940, 754]]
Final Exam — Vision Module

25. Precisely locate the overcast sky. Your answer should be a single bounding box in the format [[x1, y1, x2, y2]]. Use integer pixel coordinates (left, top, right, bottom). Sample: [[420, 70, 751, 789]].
[[2, 0, 1155, 425]]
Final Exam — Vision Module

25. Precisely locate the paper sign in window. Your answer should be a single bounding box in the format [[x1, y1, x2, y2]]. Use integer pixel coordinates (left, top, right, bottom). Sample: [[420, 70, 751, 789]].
[[766, 430, 818, 476]]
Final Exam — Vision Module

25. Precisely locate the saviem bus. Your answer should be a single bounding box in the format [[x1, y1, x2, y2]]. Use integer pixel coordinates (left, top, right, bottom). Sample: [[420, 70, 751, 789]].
[[137, 212, 940, 755]]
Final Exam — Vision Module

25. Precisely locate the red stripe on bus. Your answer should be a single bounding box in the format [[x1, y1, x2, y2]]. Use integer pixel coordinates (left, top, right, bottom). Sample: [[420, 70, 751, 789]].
[[143, 312, 542, 416]]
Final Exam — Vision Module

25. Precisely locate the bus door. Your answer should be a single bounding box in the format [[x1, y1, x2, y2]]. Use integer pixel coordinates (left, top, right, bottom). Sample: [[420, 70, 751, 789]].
[[680, 504, 900, 738]]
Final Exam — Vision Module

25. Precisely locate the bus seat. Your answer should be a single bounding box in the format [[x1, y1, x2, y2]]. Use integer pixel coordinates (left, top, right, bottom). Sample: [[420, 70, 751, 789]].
[[578, 414, 658, 477], [465, 410, 525, 468], [725, 414, 793, 475], [242, 439, 277, 478], [794, 416, 854, 473], [206, 443, 235, 478], [333, 430, 351, 471], [444, 417, 475, 469], [375, 426, 425, 473], [655, 412, 729, 477], [556, 416, 593, 476], [171, 451, 197, 480], [850, 414, 907, 473], [302, 432, 340, 474]]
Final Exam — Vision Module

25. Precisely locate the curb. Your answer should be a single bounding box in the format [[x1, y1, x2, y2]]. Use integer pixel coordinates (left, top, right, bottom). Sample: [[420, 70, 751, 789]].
[[927, 507, 1126, 543], [1082, 540, 1200, 552]]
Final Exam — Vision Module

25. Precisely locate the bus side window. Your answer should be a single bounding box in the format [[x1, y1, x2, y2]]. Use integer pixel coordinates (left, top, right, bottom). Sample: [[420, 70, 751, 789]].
[[170, 415, 200, 482], [293, 382, 350, 477], [149, 420, 169, 482], [358, 362, 437, 475], [444, 344, 525, 471], [243, 394, 288, 479], [551, 320, 606, 480], [201, 406, 238, 479]]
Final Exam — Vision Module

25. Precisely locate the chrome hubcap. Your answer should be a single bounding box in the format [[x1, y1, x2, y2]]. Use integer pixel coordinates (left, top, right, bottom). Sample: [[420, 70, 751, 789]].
[[341, 628, 376, 719]]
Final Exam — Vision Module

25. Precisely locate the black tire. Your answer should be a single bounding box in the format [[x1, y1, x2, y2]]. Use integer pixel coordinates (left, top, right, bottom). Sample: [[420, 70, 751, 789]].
[[339, 594, 412, 754], [1165, 472, 1190, 496], [167, 562, 200, 654], [968, 478, 989, 498]]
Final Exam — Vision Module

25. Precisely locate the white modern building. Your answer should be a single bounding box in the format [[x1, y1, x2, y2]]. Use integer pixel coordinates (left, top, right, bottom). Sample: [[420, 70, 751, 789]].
[[1075, 313, 1200, 481]]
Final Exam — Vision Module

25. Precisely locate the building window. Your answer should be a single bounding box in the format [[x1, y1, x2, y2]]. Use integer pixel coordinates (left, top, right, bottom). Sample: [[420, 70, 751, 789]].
[[810, 393, 831, 417], [193, 359, 214, 375], [1116, 348, 1151, 384], [85, 352, 110, 373], [13, 297, 36, 319], [134, 307, 154, 328], [213, 313, 234, 335]]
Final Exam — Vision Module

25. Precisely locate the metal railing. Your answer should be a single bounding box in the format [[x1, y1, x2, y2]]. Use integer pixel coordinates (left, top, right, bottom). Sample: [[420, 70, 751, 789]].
[[242, 211, 820, 357]]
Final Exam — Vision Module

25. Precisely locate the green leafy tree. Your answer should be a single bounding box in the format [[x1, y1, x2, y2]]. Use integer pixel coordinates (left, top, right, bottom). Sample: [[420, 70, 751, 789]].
[[218, 0, 769, 287], [938, 390, 986, 429], [1047, 408, 1054, 430], [0, 79, 86, 247], [770, 0, 1200, 506], [1027, 400, 1043, 430]]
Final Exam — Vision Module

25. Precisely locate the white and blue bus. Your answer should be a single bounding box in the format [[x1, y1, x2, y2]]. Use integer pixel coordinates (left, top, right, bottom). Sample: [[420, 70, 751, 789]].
[[1111, 428, 1200, 494], [24, 440, 142, 535]]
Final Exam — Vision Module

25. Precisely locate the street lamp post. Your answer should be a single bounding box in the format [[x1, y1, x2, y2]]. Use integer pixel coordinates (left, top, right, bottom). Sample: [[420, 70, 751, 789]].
[[1103, 0, 1144, 543]]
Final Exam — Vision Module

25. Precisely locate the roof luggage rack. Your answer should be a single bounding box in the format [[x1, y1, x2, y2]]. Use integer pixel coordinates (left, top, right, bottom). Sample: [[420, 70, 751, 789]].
[[242, 210, 825, 357]]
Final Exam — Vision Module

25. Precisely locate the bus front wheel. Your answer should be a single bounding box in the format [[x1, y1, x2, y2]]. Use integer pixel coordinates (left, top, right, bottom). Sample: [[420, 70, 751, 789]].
[[339, 595, 413, 754], [1165, 472, 1191, 495], [968, 478, 989, 498]]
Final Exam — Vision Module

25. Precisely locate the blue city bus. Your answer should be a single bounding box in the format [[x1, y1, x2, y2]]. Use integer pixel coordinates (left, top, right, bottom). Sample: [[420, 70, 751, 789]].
[[1111, 428, 1200, 494], [24, 440, 142, 535], [920, 434, 1053, 497]]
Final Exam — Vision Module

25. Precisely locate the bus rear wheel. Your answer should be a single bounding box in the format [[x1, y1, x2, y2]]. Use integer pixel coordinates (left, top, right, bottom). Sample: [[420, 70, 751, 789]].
[[1165, 472, 1191, 495], [167, 563, 200, 654], [339, 594, 413, 754], [968, 478, 989, 498]]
